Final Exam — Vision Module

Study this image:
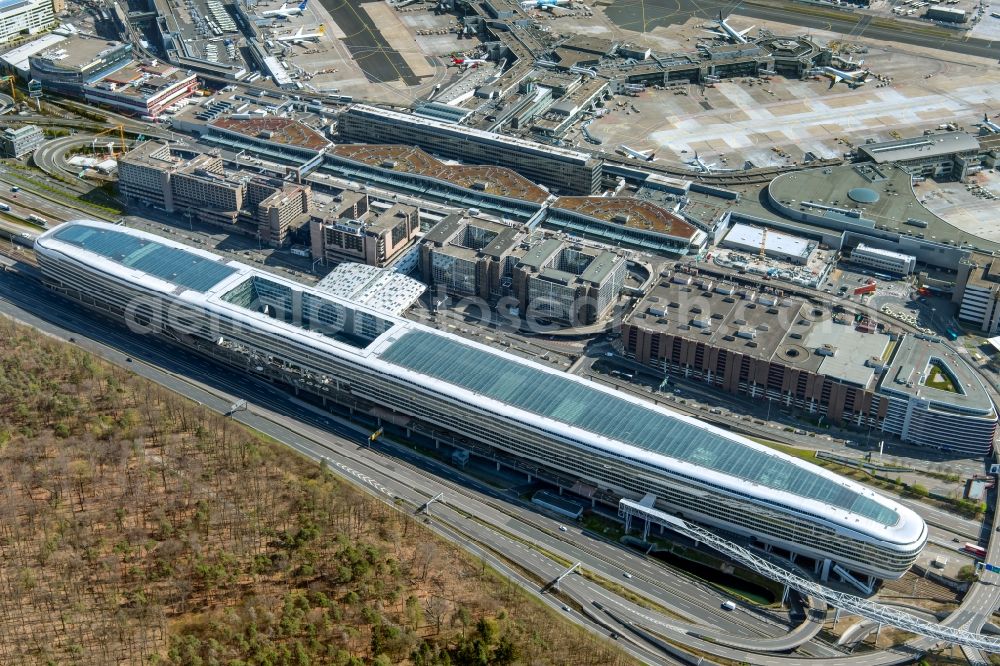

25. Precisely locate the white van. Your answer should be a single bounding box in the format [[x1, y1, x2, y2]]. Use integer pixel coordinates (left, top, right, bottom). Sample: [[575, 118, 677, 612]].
[[721, 601, 737, 611]]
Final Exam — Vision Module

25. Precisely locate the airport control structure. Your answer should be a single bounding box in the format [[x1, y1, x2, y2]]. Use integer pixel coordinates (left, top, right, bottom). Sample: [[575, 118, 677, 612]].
[[36, 220, 928, 583]]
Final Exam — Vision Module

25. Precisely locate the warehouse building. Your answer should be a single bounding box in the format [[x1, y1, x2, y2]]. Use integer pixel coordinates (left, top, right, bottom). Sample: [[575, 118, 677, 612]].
[[925, 6, 966, 22], [720, 223, 814, 265]]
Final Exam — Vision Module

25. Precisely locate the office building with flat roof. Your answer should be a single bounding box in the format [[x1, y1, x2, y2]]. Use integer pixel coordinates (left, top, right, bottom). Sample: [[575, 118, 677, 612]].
[[877, 335, 995, 454], [309, 190, 419, 268], [512, 239, 627, 326], [623, 271, 996, 455], [857, 131, 981, 181], [848, 243, 916, 276], [250, 179, 313, 247], [35, 219, 929, 582], [29, 34, 132, 97], [419, 213, 522, 300], [955, 252, 1000, 334], [0, 123, 43, 157], [83, 61, 199, 118], [337, 104, 603, 195], [118, 141, 311, 244], [0, 0, 55, 46]]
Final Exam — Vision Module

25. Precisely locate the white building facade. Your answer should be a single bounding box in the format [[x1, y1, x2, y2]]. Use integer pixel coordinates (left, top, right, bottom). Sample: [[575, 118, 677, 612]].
[[0, 0, 55, 46], [849, 243, 917, 276]]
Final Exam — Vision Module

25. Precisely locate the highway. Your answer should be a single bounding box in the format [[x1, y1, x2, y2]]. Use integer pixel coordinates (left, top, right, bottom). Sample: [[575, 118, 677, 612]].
[[0, 167, 119, 223], [7, 252, 1000, 661], [31, 135, 113, 194], [0, 262, 835, 663]]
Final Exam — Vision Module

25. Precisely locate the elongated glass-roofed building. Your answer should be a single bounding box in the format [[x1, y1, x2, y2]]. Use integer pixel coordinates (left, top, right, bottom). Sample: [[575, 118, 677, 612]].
[[36, 220, 927, 581]]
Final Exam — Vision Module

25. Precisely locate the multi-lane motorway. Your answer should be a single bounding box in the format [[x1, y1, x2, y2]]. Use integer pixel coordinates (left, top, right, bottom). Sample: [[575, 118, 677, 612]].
[[0, 262, 831, 664], [2, 244, 999, 663]]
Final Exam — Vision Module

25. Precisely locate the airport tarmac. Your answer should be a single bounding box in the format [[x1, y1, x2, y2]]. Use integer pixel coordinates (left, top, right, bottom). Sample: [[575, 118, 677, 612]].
[[970, 0, 1000, 38], [287, 0, 457, 103], [587, 44, 1000, 172], [917, 172, 1000, 242], [314, 0, 419, 86], [594, 0, 1000, 59]]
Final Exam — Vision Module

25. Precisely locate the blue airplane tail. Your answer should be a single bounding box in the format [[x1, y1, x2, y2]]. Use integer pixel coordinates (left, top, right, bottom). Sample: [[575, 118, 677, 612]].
[[298, 0, 307, 10]]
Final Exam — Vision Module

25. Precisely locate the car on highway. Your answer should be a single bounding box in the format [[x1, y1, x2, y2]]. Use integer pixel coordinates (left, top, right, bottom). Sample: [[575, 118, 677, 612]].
[[561, 605, 571, 612], [622, 572, 632, 579], [721, 601, 736, 611], [558, 525, 567, 532], [10, 186, 18, 192]]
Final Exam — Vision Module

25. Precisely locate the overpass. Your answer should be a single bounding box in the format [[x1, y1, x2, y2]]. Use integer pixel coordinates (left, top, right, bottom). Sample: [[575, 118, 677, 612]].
[[620, 497, 1000, 653]]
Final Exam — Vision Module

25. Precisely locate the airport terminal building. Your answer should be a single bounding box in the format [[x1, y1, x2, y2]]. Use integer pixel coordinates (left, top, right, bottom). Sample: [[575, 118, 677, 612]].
[[36, 220, 928, 583]]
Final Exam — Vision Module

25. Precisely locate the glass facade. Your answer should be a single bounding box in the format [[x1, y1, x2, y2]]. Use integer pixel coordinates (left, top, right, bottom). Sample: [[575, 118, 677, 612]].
[[381, 330, 900, 527], [51, 223, 236, 293]]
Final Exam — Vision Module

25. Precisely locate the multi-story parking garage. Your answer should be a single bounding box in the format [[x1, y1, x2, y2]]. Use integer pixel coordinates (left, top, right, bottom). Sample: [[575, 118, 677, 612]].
[[36, 220, 928, 583]]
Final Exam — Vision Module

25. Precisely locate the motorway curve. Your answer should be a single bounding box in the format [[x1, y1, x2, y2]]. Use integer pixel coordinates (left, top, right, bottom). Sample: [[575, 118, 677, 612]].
[[2, 256, 1000, 663]]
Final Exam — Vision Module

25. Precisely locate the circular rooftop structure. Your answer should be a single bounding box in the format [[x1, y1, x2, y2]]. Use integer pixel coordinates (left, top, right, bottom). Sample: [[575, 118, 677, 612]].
[[848, 187, 880, 204]]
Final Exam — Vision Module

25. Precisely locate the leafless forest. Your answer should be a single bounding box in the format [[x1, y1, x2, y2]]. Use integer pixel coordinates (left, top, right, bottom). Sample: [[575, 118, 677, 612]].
[[0, 318, 634, 665]]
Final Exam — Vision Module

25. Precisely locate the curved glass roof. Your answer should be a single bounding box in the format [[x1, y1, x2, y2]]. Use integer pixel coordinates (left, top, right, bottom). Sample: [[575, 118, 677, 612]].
[[51, 224, 236, 293], [381, 330, 899, 526]]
